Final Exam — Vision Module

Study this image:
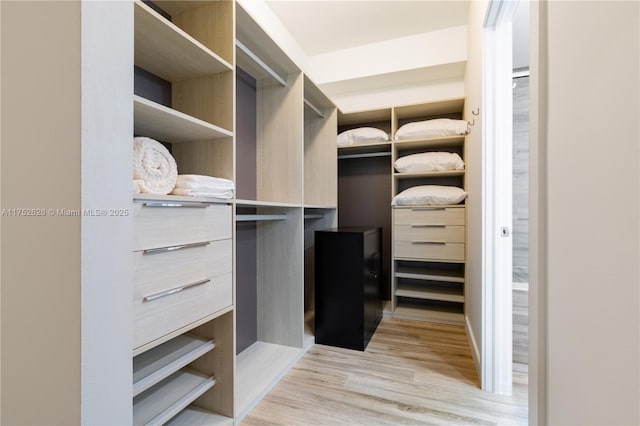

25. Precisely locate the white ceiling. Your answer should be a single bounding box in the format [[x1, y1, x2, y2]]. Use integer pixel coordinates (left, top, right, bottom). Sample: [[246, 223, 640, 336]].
[[265, 1, 470, 56]]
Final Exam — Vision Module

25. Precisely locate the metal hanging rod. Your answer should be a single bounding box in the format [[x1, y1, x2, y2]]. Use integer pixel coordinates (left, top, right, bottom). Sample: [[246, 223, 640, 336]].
[[304, 99, 324, 119], [338, 152, 392, 160], [236, 214, 287, 222], [513, 69, 530, 79], [235, 39, 287, 87]]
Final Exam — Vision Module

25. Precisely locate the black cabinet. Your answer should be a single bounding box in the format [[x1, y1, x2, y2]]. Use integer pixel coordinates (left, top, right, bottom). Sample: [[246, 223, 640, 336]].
[[314, 227, 382, 351]]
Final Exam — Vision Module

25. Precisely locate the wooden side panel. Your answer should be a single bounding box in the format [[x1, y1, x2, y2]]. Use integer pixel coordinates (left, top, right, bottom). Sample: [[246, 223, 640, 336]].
[[304, 107, 337, 207], [256, 72, 304, 204], [173, 71, 234, 132], [256, 207, 304, 347]]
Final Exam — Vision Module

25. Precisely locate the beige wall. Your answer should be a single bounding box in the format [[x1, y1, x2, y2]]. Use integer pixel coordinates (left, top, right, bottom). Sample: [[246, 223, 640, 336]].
[[1, 2, 82, 424], [539, 1, 640, 423], [1, 2, 133, 423], [463, 0, 488, 374]]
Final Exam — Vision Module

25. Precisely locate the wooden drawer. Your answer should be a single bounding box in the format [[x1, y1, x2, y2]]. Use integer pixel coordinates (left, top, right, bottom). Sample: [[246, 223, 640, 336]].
[[133, 238, 232, 293], [133, 271, 232, 349], [394, 241, 465, 262], [394, 206, 465, 226], [133, 201, 231, 251], [394, 225, 465, 243]]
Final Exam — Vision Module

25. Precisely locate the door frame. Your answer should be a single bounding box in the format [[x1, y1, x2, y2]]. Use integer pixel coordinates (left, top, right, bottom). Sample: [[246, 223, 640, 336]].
[[481, 0, 519, 395]]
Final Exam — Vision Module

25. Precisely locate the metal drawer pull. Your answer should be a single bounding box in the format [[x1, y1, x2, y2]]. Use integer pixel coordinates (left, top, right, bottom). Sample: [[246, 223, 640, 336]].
[[143, 241, 210, 255], [412, 241, 446, 245], [411, 207, 446, 211], [411, 224, 446, 228], [143, 279, 211, 302], [143, 202, 210, 208]]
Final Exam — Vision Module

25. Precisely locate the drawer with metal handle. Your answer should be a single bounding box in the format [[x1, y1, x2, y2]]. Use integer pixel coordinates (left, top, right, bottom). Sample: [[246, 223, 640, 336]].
[[394, 240, 465, 262], [133, 201, 232, 251], [133, 270, 232, 349], [133, 238, 232, 294], [394, 224, 465, 243], [393, 206, 465, 226]]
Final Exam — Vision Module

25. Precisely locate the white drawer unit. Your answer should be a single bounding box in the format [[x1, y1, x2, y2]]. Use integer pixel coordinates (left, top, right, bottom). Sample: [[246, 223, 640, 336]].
[[133, 201, 232, 251]]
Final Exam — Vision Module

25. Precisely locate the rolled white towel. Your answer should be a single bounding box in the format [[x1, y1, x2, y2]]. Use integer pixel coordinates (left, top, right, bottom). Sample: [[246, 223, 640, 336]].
[[133, 179, 144, 194], [175, 174, 234, 190], [133, 137, 178, 195]]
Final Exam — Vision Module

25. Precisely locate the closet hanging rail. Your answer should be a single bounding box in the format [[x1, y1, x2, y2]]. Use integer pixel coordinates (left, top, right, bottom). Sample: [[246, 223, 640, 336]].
[[338, 152, 392, 160], [304, 99, 324, 119], [236, 214, 287, 222], [304, 214, 324, 220], [235, 39, 287, 87]]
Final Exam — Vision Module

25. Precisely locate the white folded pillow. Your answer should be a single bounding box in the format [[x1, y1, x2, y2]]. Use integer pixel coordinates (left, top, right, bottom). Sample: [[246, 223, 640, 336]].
[[337, 127, 388, 146], [391, 185, 467, 206], [395, 118, 468, 141], [394, 152, 464, 173]]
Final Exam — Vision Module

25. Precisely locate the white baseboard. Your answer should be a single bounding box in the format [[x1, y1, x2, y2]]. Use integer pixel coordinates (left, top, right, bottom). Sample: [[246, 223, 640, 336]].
[[465, 314, 481, 382]]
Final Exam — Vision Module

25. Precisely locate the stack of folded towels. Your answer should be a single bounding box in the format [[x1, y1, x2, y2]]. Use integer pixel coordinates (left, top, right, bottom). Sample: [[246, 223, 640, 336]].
[[170, 174, 234, 199], [132, 136, 235, 200]]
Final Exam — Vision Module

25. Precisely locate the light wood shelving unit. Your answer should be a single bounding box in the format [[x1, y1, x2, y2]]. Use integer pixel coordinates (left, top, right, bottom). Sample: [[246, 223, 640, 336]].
[[233, 4, 337, 422], [132, 1, 235, 424], [337, 98, 468, 325], [391, 98, 467, 325]]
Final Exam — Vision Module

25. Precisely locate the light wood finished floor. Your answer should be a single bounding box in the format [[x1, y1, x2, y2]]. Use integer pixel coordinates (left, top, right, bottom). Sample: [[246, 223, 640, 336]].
[[241, 318, 527, 425]]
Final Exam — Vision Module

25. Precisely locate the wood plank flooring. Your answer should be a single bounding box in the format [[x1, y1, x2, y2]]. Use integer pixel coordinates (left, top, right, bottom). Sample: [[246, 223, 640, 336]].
[[240, 318, 527, 425]]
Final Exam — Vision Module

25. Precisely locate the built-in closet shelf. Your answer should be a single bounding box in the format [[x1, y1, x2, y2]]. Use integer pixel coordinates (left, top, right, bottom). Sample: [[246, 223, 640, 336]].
[[235, 342, 305, 422], [393, 170, 465, 179], [395, 283, 464, 303], [133, 194, 232, 206], [393, 135, 465, 151], [235, 199, 302, 209], [134, 96, 232, 143], [395, 266, 464, 283], [134, 0, 232, 83], [133, 335, 215, 397], [133, 369, 216, 426], [165, 407, 233, 426], [393, 303, 464, 326]]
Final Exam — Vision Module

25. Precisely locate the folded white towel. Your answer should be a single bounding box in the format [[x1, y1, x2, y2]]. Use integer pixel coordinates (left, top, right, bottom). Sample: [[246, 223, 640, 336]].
[[170, 187, 234, 199], [133, 137, 178, 195], [175, 174, 234, 190]]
